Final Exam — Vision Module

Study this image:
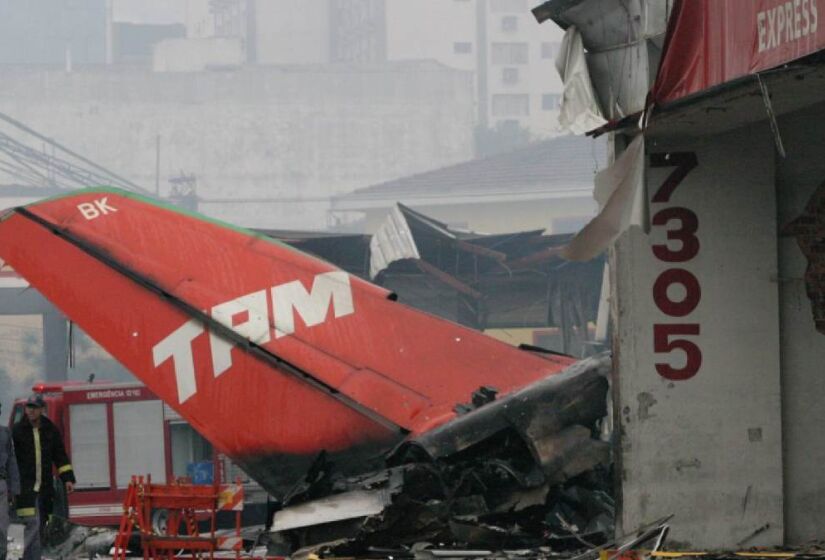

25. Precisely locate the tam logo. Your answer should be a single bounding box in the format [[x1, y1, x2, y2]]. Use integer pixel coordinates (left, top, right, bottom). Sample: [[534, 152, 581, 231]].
[[152, 271, 354, 403]]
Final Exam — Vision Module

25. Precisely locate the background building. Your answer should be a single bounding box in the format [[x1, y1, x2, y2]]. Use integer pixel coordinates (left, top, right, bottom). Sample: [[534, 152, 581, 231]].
[[242, 0, 565, 139], [331, 134, 605, 234]]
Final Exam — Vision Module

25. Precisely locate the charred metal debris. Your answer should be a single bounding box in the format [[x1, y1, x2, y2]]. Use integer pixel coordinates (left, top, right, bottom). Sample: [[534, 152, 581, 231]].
[[268, 354, 615, 555]]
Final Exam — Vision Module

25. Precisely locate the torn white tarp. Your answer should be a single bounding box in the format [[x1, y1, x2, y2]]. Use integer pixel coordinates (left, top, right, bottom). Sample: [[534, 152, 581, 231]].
[[556, 26, 608, 135], [561, 135, 645, 261], [369, 205, 421, 279]]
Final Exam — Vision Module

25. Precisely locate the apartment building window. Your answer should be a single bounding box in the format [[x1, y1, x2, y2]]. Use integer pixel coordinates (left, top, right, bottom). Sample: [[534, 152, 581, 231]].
[[502, 67, 519, 84], [454, 42, 473, 54], [491, 42, 528, 64], [492, 94, 529, 116], [542, 93, 562, 110], [501, 16, 518, 32], [490, 0, 528, 12], [541, 41, 560, 59]]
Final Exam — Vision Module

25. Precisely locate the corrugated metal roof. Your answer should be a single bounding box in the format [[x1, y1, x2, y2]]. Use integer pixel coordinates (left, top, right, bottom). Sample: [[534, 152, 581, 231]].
[[335, 134, 606, 202]]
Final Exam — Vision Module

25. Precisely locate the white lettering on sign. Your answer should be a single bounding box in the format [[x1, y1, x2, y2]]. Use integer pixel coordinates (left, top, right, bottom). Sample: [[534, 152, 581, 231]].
[[85, 388, 142, 400], [77, 197, 118, 220], [758, 0, 818, 53], [152, 271, 354, 403]]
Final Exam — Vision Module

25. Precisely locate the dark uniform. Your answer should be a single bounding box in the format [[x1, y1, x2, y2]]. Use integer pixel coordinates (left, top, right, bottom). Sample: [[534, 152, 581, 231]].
[[0, 403, 21, 560], [13, 398, 75, 560]]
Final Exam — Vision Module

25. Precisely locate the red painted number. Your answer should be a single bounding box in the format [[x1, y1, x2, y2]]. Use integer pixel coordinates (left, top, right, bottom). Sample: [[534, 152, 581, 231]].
[[652, 268, 701, 317], [654, 324, 702, 380], [650, 152, 698, 203], [649, 152, 701, 381], [652, 207, 699, 262]]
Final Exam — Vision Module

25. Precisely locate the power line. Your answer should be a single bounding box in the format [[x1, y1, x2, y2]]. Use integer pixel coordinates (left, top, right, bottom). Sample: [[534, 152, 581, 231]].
[[0, 111, 152, 195]]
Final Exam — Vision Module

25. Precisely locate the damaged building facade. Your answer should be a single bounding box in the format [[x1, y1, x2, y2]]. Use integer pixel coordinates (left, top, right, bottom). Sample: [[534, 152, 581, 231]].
[[536, 0, 825, 549]]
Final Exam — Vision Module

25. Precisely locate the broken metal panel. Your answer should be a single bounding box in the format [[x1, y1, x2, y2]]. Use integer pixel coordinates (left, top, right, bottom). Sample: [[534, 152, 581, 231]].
[[272, 489, 394, 532], [370, 204, 421, 279], [380, 273, 463, 323], [537, 0, 669, 119], [479, 274, 553, 328], [555, 26, 607, 134], [397, 203, 458, 240], [404, 354, 609, 460], [414, 259, 482, 300], [256, 230, 372, 278], [531, 425, 610, 484], [587, 40, 662, 119], [535, 0, 654, 47]]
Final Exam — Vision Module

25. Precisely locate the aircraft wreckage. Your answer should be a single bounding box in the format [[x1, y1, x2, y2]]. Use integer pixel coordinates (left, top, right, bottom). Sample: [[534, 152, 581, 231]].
[[0, 189, 614, 552]]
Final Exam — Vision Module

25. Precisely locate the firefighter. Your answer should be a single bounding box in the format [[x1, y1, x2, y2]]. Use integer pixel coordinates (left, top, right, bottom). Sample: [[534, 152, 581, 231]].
[[13, 394, 75, 560], [1, 402, 21, 560]]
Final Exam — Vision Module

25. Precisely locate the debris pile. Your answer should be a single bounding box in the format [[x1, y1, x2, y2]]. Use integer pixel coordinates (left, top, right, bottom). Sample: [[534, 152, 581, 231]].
[[272, 354, 614, 555]]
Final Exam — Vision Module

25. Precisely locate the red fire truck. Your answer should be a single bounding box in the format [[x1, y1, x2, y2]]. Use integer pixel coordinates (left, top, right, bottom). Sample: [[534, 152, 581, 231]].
[[7, 380, 265, 528]]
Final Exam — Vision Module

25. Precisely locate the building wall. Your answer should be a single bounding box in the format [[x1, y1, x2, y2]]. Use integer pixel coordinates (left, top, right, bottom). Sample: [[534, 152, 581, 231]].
[[253, 0, 330, 65], [483, 0, 563, 135], [0, 64, 474, 229], [249, 0, 564, 137], [775, 102, 825, 544], [614, 125, 783, 548], [385, 0, 477, 72], [0, 0, 107, 65], [385, 0, 564, 136], [153, 37, 244, 72]]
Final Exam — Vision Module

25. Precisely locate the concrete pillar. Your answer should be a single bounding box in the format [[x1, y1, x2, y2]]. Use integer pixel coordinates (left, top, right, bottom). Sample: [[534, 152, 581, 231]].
[[775, 102, 825, 544], [613, 124, 783, 547]]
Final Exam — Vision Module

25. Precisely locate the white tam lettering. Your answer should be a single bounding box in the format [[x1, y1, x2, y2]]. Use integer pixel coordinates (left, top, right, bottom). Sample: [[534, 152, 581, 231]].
[[152, 319, 204, 403], [209, 290, 270, 377], [209, 333, 233, 378], [272, 271, 354, 338]]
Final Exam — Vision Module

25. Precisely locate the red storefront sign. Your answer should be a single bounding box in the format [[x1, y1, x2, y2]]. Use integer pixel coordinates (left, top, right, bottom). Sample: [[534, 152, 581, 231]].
[[653, 0, 825, 105]]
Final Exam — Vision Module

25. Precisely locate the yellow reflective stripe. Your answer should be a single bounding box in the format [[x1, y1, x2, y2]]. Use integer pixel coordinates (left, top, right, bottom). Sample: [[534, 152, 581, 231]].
[[58, 464, 73, 474], [33, 428, 41, 493], [16, 507, 36, 517]]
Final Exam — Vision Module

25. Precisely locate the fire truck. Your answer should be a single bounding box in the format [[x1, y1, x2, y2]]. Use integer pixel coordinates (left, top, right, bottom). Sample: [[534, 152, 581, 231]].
[[7, 380, 267, 528]]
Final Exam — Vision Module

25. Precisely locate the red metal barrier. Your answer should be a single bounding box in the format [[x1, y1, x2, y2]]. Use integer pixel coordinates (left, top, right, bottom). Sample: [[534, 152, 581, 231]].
[[113, 475, 244, 560]]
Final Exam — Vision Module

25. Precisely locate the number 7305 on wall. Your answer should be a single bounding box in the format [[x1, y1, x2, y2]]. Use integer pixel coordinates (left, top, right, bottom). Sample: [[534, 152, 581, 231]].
[[649, 152, 701, 381]]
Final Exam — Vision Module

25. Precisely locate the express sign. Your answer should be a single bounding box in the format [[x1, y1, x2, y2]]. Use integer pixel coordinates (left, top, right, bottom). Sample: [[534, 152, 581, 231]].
[[653, 0, 825, 105]]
